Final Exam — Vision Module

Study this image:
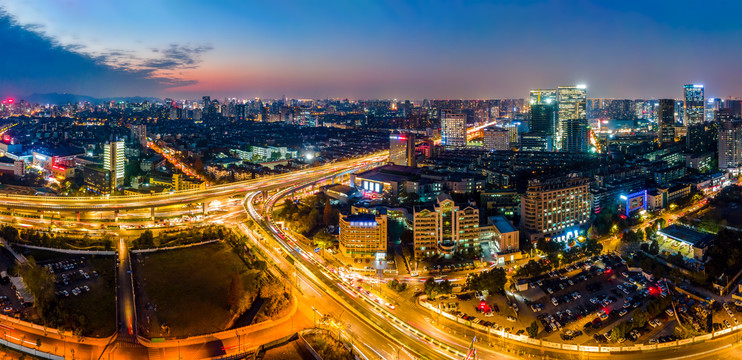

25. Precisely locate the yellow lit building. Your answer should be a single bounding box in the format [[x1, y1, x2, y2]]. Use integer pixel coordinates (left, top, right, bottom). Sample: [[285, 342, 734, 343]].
[[521, 176, 591, 243], [338, 212, 387, 267], [413, 193, 479, 259]]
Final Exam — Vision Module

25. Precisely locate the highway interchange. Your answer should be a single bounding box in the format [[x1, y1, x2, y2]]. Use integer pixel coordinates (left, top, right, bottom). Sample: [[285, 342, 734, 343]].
[[0, 151, 741, 359]]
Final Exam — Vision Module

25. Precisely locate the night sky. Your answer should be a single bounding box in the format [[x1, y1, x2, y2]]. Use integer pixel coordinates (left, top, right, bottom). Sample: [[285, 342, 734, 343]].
[[1, 0, 741, 100]]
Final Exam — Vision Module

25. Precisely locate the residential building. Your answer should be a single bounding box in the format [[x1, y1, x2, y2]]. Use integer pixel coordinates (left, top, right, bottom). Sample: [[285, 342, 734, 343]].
[[718, 121, 742, 170], [441, 111, 466, 147], [482, 128, 510, 151], [103, 140, 125, 190]]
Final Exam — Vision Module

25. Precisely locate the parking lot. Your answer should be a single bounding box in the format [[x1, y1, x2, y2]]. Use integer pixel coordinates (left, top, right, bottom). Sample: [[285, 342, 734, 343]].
[[42, 256, 101, 298], [427, 253, 703, 345]]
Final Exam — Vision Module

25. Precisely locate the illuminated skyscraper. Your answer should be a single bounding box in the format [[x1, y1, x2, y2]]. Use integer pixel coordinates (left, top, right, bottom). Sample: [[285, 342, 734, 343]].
[[658, 99, 676, 145], [683, 84, 705, 125], [388, 132, 416, 167], [482, 128, 509, 151], [104, 140, 125, 190], [440, 110, 466, 147], [529, 89, 557, 105], [718, 121, 742, 170], [557, 85, 587, 151]]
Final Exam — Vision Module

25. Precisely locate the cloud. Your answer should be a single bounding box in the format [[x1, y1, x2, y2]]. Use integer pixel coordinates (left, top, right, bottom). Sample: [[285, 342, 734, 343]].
[[0, 8, 210, 98]]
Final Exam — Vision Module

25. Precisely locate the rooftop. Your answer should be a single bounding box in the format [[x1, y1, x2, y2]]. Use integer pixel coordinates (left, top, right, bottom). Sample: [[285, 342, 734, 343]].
[[658, 225, 714, 248], [489, 215, 517, 233]]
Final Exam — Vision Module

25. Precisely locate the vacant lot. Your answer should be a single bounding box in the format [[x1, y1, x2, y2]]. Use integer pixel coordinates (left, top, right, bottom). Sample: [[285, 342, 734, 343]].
[[134, 242, 261, 337]]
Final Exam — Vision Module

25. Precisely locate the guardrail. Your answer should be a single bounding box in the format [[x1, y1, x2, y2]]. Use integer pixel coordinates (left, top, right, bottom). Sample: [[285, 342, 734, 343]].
[[419, 298, 742, 354]]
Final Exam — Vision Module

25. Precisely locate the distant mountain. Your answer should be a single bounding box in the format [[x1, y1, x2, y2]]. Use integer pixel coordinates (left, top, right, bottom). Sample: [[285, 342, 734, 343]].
[[24, 93, 161, 105]]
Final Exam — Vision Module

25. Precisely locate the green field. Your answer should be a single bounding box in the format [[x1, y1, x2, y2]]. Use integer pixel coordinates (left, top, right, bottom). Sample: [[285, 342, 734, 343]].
[[134, 242, 261, 337]]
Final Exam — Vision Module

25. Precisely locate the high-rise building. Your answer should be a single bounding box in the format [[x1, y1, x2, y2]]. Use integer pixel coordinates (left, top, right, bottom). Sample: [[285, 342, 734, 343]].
[[530, 89, 557, 105], [103, 140, 125, 190], [440, 111, 466, 147], [705, 98, 721, 122], [557, 85, 587, 150], [658, 99, 676, 145], [520, 176, 591, 242], [388, 132, 416, 167], [482, 128, 510, 151], [562, 118, 589, 153], [683, 84, 705, 125], [338, 212, 388, 264], [530, 103, 557, 150], [718, 121, 742, 170], [686, 122, 718, 153], [413, 193, 479, 259], [130, 124, 147, 147]]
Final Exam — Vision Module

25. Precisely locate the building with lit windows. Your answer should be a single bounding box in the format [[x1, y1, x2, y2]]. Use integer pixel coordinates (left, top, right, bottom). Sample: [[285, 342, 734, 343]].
[[718, 120, 742, 170], [440, 111, 466, 147], [658, 99, 676, 145], [557, 85, 587, 150], [489, 216, 519, 253], [521, 176, 591, 243], [338, 212, 387, 267], [413, 193, 479, 259], [104, 140, 125, 190], [482, 128, 509, 151], [388, 132, 416, 167], [683, 84, 705, 125], [530, 89, 557, 105]]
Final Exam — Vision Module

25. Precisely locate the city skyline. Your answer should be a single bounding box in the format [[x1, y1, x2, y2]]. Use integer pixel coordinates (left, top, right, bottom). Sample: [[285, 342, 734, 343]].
[[2, 1, 742, 100]]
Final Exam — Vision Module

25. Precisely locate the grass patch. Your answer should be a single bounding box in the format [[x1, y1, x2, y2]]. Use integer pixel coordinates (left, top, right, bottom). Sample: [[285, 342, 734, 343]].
[[134, 242, 261, 337]]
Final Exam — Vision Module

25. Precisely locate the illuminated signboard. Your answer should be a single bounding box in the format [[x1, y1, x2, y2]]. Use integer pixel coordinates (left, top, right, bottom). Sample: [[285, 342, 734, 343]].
[[620, 190, 647, 217]]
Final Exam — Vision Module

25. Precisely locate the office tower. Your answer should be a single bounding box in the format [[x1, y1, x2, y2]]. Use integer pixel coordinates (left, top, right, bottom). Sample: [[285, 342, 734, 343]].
[[104, 140, 125, 190], [562, 118, 589, 153], [683, 84, 705, 125], [520, 176, 591, 242], [338, 212, 387, 263], [557, 85, 587, 150], [440, 110, 466, 147], [529, 89, 557, 105], [482, 128, 510, 151], [718, 121, 742, 170], [658, 99, 676, 145], [388, 132, 416, 167], [413, 194, 479, 259], [530, 103, 557, 148], [130, 124, 147, 147]]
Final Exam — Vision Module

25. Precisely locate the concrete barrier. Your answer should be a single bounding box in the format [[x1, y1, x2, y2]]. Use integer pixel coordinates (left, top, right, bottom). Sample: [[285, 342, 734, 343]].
[[542, 341, 561, 349], [657, 341, 678, 349], [638, 344, 657, 351], [13, 243, 116, 255], [526, 338, 540, 346], [602, 346, 621, 352], [621, 345, 640, 351], [563, 344, 578, 351], [715, 328, 732, 336], [735, 325, 742, 331], [678, 338, 693, 345], [579, 345, 599, 352], [696, 334, 713, 341]]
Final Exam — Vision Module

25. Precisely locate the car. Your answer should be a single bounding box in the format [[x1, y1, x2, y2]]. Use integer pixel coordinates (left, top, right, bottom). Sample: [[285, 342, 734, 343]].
[[547, 288, 554, 294], [1, 306, 12, 313], [552, 298, 559, 306], [484, 311, 494, 317], [507, 316, 516, 322], [666, 309, 674, 317], [621, 272, 628, 278], [619, 309, 628, 317], [599, 311, 609, 320], [568, 279, 574, 286]]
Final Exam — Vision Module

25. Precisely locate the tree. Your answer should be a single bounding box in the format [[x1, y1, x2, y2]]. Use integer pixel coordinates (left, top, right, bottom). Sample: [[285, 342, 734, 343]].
[[18, 259, 56, 319], [467, 268, 507, 294], [632, 310, 649, 328], [323, 199, 334, 225], [1, 225, 19, 242], [313, 230, 334, 253], [227, 272, 244, 313], [649, 240, 660, 255], [423, 278, 439, 299], [400, 229, 414, 246], [610, 322, 628, 342], [527, 321, 539, 338]]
